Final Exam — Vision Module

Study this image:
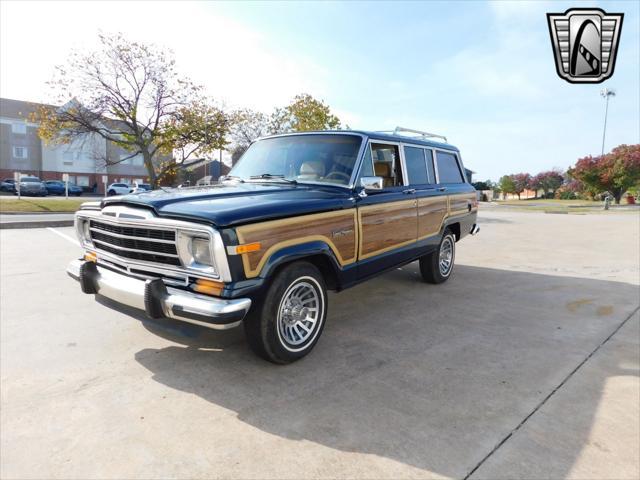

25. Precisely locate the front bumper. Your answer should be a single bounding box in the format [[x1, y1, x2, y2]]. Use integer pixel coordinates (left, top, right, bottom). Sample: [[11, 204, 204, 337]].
[[67, 259, 251, 330]]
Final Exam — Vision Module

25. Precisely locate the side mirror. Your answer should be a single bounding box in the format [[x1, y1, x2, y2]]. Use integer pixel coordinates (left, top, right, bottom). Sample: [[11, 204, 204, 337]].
[[360, 176, 384, 191]]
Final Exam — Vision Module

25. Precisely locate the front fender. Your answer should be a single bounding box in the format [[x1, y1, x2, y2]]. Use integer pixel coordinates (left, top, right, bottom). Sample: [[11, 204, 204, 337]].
[[258, 240, 342, 280]]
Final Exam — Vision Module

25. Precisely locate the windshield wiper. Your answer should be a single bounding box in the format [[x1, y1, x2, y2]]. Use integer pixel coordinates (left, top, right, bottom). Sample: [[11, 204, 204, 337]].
[[220, 175, 245, 183], [249, 173, 297, 184]]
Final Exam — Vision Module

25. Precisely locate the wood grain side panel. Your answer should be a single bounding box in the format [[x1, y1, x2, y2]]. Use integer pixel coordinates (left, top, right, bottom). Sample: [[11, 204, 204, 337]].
[[235, 210, 357, 278], [449, 192, 476, 216], [358, 199, 417, 259], [417, 196, 448, 239]]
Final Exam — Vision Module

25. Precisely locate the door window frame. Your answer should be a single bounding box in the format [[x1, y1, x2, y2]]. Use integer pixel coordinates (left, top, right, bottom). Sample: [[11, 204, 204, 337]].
[[362, 140, 409, 189]]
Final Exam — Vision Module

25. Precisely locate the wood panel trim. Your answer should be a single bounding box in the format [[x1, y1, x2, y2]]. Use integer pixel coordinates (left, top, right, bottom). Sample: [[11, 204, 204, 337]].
[[235, 209, 358, 278], [357, 198, 417, 260]]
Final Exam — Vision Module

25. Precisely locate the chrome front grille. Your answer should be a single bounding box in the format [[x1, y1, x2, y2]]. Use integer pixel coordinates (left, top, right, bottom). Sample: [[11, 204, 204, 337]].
[[89, 220, 181, 267]]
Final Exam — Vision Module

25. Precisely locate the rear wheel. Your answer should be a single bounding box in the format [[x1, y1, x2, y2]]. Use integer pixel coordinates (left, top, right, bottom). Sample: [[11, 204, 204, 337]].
[[244, 262, 327, 364], [419, 229, 456, 284], [107, 189, 116, 196]]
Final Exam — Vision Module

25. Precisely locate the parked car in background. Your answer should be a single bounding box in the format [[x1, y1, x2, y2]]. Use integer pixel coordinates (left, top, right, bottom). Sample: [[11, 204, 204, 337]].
[[17, 176, 47, 196], [0, 178, 16, 192], [129, 182, 151, 194], [44, 180, 83, 196], [106, 183, 131, 196], [68, 128, 479, 363]]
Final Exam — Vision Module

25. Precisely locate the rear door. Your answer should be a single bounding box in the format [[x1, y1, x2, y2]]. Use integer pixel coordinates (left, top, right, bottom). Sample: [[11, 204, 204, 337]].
[[434, 149, 475, 218], [357, 141, 418, 278], [404, 146, 448, 251]]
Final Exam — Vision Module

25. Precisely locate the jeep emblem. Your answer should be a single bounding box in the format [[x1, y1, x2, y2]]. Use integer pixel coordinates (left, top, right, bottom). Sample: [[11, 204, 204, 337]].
[[547, 8, 623, 84]]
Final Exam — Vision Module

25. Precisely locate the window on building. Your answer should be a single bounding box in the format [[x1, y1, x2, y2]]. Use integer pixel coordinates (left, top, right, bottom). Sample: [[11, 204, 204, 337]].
[[436, 151, 464, 184], [62, 151, 76, 165], [12, 146, 27, 159], [12, 123, 27, 135], [132, 154, 144, 166], [76, 176, 89, 187]]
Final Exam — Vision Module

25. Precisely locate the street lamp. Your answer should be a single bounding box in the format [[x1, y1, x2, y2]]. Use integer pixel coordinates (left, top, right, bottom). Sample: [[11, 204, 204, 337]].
[[600, 88, 616, 156]]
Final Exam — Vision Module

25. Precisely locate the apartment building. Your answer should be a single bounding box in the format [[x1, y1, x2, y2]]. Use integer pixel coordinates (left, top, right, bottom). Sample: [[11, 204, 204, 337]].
[[0, 98, 163, 189]]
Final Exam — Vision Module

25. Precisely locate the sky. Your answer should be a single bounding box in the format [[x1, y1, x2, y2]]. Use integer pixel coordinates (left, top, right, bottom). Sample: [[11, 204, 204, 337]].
[[1, 0, 638, 180]]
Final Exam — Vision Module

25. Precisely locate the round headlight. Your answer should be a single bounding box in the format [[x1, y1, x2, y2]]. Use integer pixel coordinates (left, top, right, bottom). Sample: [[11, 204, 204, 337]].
[[191, 238, 213, 266]]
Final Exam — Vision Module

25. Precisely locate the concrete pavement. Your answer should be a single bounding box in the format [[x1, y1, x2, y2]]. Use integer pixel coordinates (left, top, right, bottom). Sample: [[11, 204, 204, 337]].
[[0, 209, 638, 479]]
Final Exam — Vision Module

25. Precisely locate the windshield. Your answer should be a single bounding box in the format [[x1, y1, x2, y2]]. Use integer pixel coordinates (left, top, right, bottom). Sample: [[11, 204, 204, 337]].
[[229, 134, 362, 186]]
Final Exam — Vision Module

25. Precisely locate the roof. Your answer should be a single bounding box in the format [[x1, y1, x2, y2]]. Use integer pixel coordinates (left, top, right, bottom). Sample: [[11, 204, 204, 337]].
[[0, 97, 55, 121], [259, 130, 459, 152]]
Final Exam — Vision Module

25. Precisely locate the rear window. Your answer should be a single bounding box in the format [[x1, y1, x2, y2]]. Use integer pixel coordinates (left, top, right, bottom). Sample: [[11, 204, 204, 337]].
[[21, 177, 41, 183], [436, 151, 464, 184]]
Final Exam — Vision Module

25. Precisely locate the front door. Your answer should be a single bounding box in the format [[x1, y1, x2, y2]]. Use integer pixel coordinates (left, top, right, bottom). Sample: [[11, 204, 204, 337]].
[[357, 142, 418, 278]]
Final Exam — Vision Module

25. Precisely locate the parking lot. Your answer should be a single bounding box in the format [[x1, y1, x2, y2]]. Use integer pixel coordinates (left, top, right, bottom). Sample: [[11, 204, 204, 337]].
[[1, 207, 638, 479]]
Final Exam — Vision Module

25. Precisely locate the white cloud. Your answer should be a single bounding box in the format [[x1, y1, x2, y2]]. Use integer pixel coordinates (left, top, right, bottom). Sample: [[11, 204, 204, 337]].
[[0, 1, 326, 111]]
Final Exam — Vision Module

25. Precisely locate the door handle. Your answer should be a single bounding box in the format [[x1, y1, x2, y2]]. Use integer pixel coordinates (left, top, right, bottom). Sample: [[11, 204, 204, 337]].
[[403, 188, 416, 194], [438, 187, 447, 192]]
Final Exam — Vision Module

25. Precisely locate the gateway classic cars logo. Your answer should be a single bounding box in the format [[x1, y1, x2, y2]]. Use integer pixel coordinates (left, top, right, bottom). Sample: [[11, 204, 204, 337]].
[[547, 8, 624, 83]]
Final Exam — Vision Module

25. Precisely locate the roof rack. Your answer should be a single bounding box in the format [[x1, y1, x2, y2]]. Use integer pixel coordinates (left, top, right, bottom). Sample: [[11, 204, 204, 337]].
[[376, 126, 448, 143]]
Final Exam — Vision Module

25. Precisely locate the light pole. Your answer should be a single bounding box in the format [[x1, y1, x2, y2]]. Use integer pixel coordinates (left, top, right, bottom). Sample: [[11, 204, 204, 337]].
[[600, 88, 616, 156]]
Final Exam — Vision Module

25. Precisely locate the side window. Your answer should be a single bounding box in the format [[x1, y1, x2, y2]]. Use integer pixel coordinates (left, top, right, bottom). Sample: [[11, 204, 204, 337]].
[[403, 146, 429, 185], [371, 143, 403, 188], [424, 149, 435, 183], [436, 151, 464, 184], [358, 144, 374, 178]]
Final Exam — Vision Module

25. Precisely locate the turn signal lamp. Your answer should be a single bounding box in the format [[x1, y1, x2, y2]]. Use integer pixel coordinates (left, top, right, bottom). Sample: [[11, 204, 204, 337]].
[[235, 242, 261, 254], [84, 252, 97, 263], [192, 278, 224, 296]]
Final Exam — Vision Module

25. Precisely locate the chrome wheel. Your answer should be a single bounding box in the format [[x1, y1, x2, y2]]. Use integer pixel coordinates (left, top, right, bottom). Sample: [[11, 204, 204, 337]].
[[439, 235, 454, 276], [277, 276, 324, 351]]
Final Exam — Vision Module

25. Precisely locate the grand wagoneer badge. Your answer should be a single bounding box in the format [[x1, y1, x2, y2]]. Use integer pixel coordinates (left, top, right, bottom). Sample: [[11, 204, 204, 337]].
[[547, 8, 623, 84]]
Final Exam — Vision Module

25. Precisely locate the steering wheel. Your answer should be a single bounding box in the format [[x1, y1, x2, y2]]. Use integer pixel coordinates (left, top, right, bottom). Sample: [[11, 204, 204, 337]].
[[324, 171, 351, 182]]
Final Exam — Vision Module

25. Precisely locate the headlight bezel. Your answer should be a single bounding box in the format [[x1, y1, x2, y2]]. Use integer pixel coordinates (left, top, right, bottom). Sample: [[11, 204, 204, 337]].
[[176, 230, 219, 277]]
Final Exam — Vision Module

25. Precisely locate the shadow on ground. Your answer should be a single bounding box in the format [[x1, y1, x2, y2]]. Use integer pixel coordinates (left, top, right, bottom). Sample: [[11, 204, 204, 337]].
[[132, 264, 639, 478]]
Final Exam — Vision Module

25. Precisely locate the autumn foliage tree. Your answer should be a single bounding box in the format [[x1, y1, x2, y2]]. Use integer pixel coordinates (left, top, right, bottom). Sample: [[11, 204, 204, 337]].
[[569, 144, 640, 204], [228, 94, 344, 163], [36, 33, 229, 187], [530, 170, 564, 198], [512, 173, 531, 200]]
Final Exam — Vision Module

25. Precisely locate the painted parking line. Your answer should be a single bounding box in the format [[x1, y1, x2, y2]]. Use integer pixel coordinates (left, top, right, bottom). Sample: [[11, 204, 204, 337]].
[[47, 227, 80, 247]]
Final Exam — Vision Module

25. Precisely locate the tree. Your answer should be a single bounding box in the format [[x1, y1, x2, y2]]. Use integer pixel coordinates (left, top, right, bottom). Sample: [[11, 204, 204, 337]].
[[228, 109, 270, 164], [531, 170, 564, 198], [276, 93, 343, 132], [36, 33, 229, 187], [498, 175, 515, 199], [569, 144, 640, 204], [512, 173, 531, 200]]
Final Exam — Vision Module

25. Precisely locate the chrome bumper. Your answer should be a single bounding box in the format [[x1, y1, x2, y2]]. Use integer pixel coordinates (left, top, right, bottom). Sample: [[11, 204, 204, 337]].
[[66, 259, 251, 330]]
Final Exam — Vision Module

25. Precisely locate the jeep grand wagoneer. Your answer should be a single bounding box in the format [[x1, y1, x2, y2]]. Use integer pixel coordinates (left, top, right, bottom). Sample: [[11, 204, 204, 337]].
[[67, 128, 479, 363]]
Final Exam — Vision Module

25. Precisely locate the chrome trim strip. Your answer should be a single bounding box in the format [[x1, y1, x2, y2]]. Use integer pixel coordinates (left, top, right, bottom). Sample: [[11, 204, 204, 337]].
[[89, 227, 177, 244], [92, 238, 180, 258]]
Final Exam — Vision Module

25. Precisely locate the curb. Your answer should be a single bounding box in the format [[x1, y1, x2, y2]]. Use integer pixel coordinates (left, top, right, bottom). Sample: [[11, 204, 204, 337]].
[[0, 220, 74, 229]]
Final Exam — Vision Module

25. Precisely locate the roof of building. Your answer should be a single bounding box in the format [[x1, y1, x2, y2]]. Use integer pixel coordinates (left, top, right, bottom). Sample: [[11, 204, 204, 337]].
[[0, 97, 56, 121]]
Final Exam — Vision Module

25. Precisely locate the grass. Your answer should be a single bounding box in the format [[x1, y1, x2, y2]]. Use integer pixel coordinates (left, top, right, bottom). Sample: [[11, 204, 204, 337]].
[[0, 197, 87, 213]]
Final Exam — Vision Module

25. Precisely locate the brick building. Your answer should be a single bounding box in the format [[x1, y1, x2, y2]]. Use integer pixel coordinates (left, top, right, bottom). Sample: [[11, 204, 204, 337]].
[[0, 98, 169, 191]]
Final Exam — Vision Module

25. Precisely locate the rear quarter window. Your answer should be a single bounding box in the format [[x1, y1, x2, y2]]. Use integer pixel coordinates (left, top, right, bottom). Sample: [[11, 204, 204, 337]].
[[436, 151, 464, 184]]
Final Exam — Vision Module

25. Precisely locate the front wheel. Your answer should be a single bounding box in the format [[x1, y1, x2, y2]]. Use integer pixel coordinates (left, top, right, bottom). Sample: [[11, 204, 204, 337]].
[[419, 229, 456, 284], [244, 261, 328, 364]]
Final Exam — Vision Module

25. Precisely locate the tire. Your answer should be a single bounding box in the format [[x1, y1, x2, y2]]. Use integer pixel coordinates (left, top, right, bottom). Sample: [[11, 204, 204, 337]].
[[419, 228, 456, 284], [107, 189, 116, 196], [244, 261, 328, 364]]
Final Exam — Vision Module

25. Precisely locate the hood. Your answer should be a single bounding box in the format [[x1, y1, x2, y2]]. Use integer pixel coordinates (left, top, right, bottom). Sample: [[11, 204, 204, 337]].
[[101, 182, 356, 228]]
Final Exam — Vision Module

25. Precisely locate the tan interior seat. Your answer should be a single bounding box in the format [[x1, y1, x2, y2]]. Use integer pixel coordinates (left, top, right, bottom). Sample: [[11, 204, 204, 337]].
[[374, 162, 393, 187], [298, 161, 325, 180]]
